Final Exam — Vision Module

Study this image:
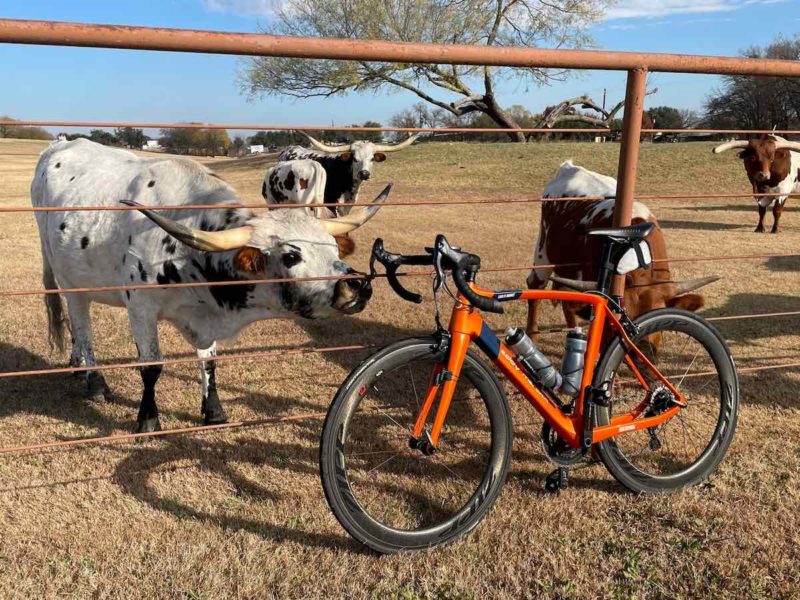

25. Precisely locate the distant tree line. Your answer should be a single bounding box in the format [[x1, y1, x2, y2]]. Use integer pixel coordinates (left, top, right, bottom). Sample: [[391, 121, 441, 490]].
[[0, 116, 52, 140], [704, 34, 800, 132]]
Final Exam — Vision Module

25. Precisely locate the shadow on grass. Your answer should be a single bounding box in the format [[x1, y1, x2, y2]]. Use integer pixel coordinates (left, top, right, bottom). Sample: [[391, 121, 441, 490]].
[[0, 342, 217, 435], [0, 342, 134, 436], [659, 219, 745, 232], [111, 433, 370, 553], [765, 255, 800, 272]]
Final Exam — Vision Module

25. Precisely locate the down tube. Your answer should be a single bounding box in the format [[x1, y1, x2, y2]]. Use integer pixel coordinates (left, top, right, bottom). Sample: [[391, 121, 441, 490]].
[[475, 324, 580, 448]]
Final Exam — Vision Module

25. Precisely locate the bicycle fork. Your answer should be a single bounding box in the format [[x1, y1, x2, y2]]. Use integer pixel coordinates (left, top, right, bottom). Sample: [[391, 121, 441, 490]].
[[410, 330, 471, 453]]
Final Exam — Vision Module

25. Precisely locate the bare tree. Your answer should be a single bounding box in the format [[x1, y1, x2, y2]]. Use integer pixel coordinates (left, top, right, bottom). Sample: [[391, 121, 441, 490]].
[[240, 0, 611, 142], [704, 35, 800, 131]]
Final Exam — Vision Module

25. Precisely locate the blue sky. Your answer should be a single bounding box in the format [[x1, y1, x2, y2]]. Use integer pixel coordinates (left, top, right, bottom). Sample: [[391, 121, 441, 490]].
[[0, 0, 797, 137]]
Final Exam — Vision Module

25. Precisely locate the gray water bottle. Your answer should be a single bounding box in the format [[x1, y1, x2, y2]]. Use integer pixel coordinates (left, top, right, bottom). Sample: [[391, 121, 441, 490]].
[[559, 328, 587, 397], [505, 327, 562, 390]]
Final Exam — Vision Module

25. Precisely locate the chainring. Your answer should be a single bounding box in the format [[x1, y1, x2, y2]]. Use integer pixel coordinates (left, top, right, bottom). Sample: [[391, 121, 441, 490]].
[[540, 422, 586, 466]]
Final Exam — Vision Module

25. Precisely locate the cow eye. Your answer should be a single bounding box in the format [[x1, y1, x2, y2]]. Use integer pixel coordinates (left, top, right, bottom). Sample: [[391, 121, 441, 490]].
[[282, 251, 302, 269]]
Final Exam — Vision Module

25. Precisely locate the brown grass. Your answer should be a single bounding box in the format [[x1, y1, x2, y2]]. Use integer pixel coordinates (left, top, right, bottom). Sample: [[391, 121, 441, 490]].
[[0, 137, 799, 599]]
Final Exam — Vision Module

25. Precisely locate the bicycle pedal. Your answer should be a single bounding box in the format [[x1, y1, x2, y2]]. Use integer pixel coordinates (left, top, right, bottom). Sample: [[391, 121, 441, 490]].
[[545, 467, 569, 494]]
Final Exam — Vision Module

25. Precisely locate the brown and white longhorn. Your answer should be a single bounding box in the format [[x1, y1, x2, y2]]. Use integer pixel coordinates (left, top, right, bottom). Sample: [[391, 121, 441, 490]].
[[713, 135, 800, 233]]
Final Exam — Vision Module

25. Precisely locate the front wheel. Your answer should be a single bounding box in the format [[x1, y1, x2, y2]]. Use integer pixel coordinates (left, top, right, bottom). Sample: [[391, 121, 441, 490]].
[[594, 308, 739, 494], [320, 337, 513, 553]]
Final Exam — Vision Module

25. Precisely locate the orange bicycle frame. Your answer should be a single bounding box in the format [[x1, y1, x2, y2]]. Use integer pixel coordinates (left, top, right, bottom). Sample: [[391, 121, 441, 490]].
[[411, 284, 686, 450]]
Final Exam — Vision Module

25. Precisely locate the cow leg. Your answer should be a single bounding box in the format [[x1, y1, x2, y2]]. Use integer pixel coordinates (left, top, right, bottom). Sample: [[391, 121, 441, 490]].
[[129, 311, 163, 433], [525, 268, 550, 336], [755, 204, 767, 233], [138, 364, 163, 433], [771, 199, 785, 234], [65, 293, 108, 401], [562, 303, 578, 329], [198, 343, 228, 425]]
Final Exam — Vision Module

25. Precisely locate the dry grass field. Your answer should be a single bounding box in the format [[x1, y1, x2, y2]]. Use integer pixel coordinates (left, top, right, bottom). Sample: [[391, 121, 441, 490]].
[[0, 136, 799, 599]]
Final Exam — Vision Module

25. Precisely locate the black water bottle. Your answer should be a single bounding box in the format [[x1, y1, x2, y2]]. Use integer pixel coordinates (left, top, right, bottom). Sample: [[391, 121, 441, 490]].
[[559, 328, 587, 397]]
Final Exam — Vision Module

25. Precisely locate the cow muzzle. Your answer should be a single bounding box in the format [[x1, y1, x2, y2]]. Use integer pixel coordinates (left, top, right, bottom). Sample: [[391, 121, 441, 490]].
[[358, 170, 371, 181], [754, 170, 770, 183], [332, 269, 372, 314]]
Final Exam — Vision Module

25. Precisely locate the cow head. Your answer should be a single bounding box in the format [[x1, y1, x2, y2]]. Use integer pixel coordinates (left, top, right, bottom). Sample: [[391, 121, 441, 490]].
[[296, 131, 419, 185], [713, 135, 800, 205], [122, 184, 391, 319]]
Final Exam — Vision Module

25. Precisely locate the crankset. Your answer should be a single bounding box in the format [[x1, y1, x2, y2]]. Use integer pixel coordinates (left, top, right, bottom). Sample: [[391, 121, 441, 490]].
[[541, 422, 586, 467]]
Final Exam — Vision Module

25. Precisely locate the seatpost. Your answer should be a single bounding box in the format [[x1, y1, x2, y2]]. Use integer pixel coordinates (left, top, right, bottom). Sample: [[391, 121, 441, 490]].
[[595, 241, 617, 296]]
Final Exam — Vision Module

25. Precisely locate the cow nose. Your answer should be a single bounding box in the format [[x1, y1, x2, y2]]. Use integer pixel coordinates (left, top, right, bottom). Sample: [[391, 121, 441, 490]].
[[346, 271, 372, 295], [359, 170, 371, 181], [755, 170, 770, 182]]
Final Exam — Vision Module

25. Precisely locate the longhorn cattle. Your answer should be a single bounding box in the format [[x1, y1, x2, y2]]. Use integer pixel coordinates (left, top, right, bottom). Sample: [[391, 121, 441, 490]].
[[525, 160, 717, 335], [275, 131, 419, 215], [262, 159, 331, 217], [713, 135, 800, 233], [33, 139, 388, 432]]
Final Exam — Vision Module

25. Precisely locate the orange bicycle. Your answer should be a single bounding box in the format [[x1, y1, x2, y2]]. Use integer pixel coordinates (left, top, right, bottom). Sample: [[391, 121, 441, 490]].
[[320, 227, 739, 553]]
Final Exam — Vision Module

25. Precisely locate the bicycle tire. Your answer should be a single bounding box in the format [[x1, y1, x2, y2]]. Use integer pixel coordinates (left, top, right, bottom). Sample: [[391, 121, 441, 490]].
[[319, 337, 513, 553], [593, 308, 739, 493]]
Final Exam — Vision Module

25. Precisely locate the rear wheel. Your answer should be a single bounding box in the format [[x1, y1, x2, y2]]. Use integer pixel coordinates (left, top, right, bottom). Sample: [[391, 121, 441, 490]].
[[594, 309, 739, 493], [320, 337, 512, 553]]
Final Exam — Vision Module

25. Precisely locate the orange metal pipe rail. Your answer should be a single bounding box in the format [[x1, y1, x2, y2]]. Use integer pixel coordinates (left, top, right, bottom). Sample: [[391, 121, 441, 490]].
[[3, 19, 800, 77], [6, 120, 800, 136], [0, 120, 609, 134]]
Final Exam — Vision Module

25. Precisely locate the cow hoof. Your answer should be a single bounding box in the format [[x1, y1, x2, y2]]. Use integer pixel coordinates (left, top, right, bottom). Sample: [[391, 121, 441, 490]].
[[754, 227, 765, 233], [136, 417, 162, 434], [203, 407, 229, 426], [771, 228, 779, 234], [86, 372, 110, 403]]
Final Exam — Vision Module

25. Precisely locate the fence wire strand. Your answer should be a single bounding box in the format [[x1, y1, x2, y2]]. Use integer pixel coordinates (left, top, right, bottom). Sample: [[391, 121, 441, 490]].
[[1, 190, 797, 213]]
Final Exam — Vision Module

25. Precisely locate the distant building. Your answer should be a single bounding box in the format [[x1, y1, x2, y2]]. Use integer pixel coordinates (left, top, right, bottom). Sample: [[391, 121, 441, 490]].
[[142, 140, 162, 151], [249, 144, 265, 155]]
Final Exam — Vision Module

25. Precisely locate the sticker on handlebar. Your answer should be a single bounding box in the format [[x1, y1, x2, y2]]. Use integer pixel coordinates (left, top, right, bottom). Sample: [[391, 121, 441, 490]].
[[493, 290, 522, 301]]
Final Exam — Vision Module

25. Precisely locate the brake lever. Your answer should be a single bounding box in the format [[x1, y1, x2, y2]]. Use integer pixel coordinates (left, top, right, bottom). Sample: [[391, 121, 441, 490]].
[[432, 239, 446, 294]]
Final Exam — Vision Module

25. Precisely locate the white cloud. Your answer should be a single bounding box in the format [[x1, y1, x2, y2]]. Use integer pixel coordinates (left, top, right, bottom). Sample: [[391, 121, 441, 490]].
[[200, 0, 280, 17], [606, 0, 784, 20]]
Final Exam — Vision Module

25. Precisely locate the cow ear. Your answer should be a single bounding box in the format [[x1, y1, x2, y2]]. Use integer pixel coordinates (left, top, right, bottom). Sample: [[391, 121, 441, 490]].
[[234, 246, 268, 274], [738, 148, 752, 159], [335, 234, 355, 258], [373, 152, 386, 162], [340, 151, 352, 161], [667, 293, 705, 312]]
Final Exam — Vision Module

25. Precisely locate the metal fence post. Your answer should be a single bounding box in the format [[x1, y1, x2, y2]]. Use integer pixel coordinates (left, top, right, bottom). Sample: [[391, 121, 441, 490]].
[[612, 67, 648, 297]]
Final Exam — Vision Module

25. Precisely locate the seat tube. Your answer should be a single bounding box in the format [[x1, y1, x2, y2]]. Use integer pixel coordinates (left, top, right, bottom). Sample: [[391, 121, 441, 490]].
[[596, 242, 615, 296], [428, 331, 471, 446]]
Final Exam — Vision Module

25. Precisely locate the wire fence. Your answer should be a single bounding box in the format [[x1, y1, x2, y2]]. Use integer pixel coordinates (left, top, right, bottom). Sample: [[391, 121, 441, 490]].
[[1, 17, 799, 456]]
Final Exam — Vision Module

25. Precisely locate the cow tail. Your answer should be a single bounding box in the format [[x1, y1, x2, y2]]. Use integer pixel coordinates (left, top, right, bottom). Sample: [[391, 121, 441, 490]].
[[42, 253, 67, 353]]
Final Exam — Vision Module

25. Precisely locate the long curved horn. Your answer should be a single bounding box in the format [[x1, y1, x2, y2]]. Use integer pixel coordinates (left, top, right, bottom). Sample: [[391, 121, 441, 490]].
[[671, 275, 719, 296], [550, 275, 597, 291], [373, 133, 421, 153], [295, 130, 352, 153], [712, 140, 750, 154], [120, 200, 253, 252], [774, 140, 800, 152], [320, 183, 392, 236]]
